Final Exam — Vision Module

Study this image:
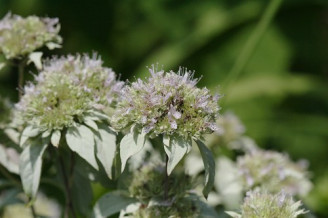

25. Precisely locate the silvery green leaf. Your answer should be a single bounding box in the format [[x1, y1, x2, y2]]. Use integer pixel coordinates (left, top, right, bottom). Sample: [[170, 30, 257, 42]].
[[4, 128, 20, 144], [0, 144, 19, 174], [46, 42, 62, 50], [195, 140, 215, 199], [50, 130, 61, 147], [92, 191, 137, 218], [163, 135, 170, 146], [41, 130, 51, 138], [95, 123, 117, 179], [66, 124, 98, 170], [120, 128, 146, 172], [20, 126, 40, 147], [84, 117, 99, 131], [88, 110, 110, 121], [19, 140, 48, 198], [164, 136, 191, 175], [28, 52, 43, 69], [225, 211, 242, 218]]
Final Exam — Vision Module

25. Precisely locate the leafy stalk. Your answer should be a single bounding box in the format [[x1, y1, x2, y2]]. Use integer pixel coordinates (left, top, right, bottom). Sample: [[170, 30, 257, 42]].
[[58, 149, 77, 218], [164, 154, 169, 200], [18, 58, 27, 99], [223, 0, 284, 92]]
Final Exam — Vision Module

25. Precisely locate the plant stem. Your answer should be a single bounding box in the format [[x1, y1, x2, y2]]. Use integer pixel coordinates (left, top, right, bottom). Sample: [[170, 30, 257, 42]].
[[28, 197, 37, 218], [58, 150, 77, 218], [18, 59, 26, 99], [164, 154, 169, 200], [223, 0, 283, 92]]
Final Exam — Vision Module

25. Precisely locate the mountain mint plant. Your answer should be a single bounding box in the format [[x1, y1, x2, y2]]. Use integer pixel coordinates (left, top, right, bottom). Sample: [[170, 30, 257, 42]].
[[0, 10, 315, 218], [112, 65, 220, 197], [226, 190, 308, 218], [16, 54, 123, 198], [0, 13, 62, 60]]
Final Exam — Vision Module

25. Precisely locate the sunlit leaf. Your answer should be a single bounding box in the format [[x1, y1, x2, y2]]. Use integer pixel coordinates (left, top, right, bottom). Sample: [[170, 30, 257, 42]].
[[50, 130, 61, 147], [66, 124, 98, 170], [120, 128, 146, 173], [19, 139, 48, 198], [95, 123, 117, 179], [163, 136, 191, 175]]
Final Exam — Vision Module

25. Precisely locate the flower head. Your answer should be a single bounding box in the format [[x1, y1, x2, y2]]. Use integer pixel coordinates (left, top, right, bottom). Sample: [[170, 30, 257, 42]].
[[16, 54, 123, 131], [112, 65, 220, 139], [227, 190, 307, 218], [0, 13, 62, 59], [124, 164, 199, 218], [237, 149, 312, 197]]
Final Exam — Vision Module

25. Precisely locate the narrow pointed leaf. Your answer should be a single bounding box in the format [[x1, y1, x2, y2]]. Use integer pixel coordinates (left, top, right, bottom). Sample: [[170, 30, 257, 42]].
[[120, 129, 146, 172], [164, 136, 191, 175], [95, 123, 117, 179], [195, 140, 215, 199], [92, 191, 137, 218], [28, 52, 43, 69], [66, 125, 98, 170], [84, 117, 99, 131], [50, 130, 61, 147], [19, 140, 48, 198], [20, 126, 40, 147]]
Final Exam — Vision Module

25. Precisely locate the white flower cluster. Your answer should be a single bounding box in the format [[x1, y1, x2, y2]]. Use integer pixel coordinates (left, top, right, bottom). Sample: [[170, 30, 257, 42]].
[[0, 13, 62, 59], [227, 190, 307, 218], [16, 54, 123, 131], [237, 149, 312, 197], [112, 65, 221, 139]]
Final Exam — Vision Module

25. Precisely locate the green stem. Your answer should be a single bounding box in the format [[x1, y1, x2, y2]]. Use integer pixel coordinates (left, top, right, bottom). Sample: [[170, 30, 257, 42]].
[[58, 150, 77, 218], [164, 154, 169, 200], [28, 197, 37, 218], [223, 0, 283, 92], [18, 59, 26, 99]]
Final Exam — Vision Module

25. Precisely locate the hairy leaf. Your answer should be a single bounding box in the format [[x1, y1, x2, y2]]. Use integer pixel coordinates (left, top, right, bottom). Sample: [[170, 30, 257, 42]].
[[95, 123, 117, 179], [19, 139, 48, 198], [120, 128, 146, 173], [92, 191, 137, 218], [164, 136, 191, 175], [50, 130, 61, 147], [66, 124, 98, 170], [195, 140, 215, 199], [20, 126, 40, 147]]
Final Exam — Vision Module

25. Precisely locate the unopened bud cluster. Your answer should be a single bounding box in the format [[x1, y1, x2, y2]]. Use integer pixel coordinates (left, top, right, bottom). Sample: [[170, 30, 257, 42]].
[[112, 66, 220, 139], [237, 149, 311, 196], [0, 13, 62, 59], [16, 54, 123, 131], [127, 164, 199, 218]]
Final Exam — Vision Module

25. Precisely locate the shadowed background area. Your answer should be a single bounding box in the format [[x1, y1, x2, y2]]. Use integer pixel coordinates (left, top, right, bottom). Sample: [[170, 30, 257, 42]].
[[1, 0, 328, 216]]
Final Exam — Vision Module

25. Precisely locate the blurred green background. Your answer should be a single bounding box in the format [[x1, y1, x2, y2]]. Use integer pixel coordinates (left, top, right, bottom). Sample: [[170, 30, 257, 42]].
[[1, 0, 328, 216]]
